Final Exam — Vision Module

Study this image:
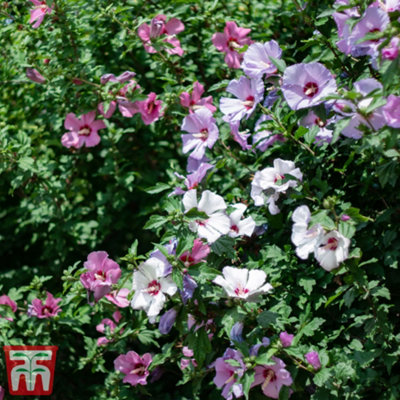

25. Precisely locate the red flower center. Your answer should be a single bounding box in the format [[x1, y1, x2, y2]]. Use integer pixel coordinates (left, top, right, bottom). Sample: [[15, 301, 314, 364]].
[[369, 28, 381, 42], [147, 280, 161, 296], [303, 82, 319, 98], [42, 306, 54, 315], [227, 37, 241, 51], [243, 96, 255, 110], [314, 117, 326, 128], [274, 174, 285, 183], [180, 254, 195, 267], [234, 285, 249, 296], [262, 369, 277, 390], [130, 363, 146, 376], [231, 225, 239, 233], [79, 125, 92, 136], [324, 237, 338, 251], [94, 270, 106, 281]]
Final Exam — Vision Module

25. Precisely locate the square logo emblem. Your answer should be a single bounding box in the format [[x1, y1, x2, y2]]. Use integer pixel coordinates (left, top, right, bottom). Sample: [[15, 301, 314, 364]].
[[3, 345, 58, 396]]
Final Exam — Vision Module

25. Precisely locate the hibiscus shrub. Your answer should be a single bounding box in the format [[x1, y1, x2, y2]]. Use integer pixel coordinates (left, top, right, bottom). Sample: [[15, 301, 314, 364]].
[[1, 0, 400, 399]]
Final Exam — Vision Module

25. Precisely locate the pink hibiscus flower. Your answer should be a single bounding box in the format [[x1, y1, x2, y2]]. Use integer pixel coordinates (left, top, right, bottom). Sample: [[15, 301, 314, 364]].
[[138, 15, 185, 55], [180, 81, 216, 113], [179, 238, 210, 267], [29, 0, 53, 29], [0, 295, 17, 321], [29, 292, 62, 319], [61, 111, 106, 149], [134, 92, 163, 125], [114, 351, 152, 386], [212, 21, 253, 68]]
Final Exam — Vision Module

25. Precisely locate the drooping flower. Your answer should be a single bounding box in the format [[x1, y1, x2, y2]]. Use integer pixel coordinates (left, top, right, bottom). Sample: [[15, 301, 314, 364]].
[[105, 288, 130, 308], [180, 81, 216, 113], [29, 292, 62, 319], [28, 0, 53, 29], [230, 322, 244, 343], [98, 71, 140, 118], [179, 238, 210, 267], [213, 266, 272, 301], [26, 68, 46, 84], [134, 92, 163, 125], [62, 111, 106, 149], [253, 115, 285, 151], [251, 357, 293, 399], [96, 311, 122, 346], [220, 76, 264, 123], [187, 154, 210, 173], [181, 273, 198, 304], [228, 204, 255, 238], [299, 111, 334, 146], [171, 162, 214, 196], [291, 205, 324, 260], [251, 159, 303, 215], [250, 337, 271, 356], [213, 348, 246, 399], [158, 308, 177, 334], [138, 15, 185, 55], [279, 332, 294, 348], [181, 108, 219, 160], [336, 78, 386, 139], [228, 120, 252, 151], [182, 189, 230, 243], [0, 295, 17, 321], [382, 37, 400, 60], [383, 94, 400, 128], [281, 62, 337, 110], [130, 257, 177, 322], [80, 251, 121, 303], [305, 351, 322, 370], [212, 21, 253, 69], [242, 41, 282, 78], [315, 230, 350, 271], [114, 351, 152, 386]]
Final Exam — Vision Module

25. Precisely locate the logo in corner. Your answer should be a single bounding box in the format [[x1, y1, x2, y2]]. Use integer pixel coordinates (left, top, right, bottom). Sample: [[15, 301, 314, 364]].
[[3, 345, 58, 396]]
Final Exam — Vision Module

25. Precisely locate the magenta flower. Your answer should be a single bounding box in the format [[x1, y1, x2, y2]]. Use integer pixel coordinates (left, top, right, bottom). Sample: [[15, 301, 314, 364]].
[[180, 346, 198, 370], [305, 351, 322, 370], [114, 351, 152, 386], [29, 292, 61, 319], [383, 94, 400, 128], [251, 357, 293, 399], [242, 41, 282, 78], [62, 111, 106, 149], [134, 92, 163, 125], [80, 251, 121, 303], [180, 81, 216, 113], [179, 238, 210, 267], [29, 0, 52, 29], [282, 62, 337, 110], [382, 37, 399, 60], [138, 15, 185, 55], [181, 108, 219, 160], [0, 295, 17, 321], [96, 311, 122, 346], [212, 21, 253, 68], [26, 68, 45, 84], [220, 76, 264, 123], [0, 385, 4, 400], [105, 288, 130, 308], [213, 348, 245, 399], [279, 332, 294, 347], [98, 71, 140, 118]]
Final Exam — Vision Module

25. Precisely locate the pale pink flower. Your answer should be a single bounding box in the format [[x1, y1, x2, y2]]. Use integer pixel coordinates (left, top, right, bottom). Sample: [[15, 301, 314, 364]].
[[228, 204, 255, 238], [179, 238, 210, 267], [305, 351, 321, 370], [105, 288, 130, 308], [212, 21, 253, 68], [130, 257, 177, 322], [385, 0, 400, 12], [181, 108, 219, 160], [251, 357, 293, 399], [29, 0, 52, 29], [0, 295, 17, 321], [182, 189, 230, 243], [315, 230, 350, 271], [114, 351, 152, 386], [134, 92, 163, 125], [382, 37, 399, 60], [180, 81, 216, 113], [180, 346, 197, 370], [96, 311, 122, 346], [138, 15, 185, 55], [29, 292, 61, 319], [291, 205, 324, 260], [26, 68, 45, 84], [279, 332, 294, 347], [383, 94, 400, 128], [282, 62, 337, 110], [213, 266, 272, 301], [242, 41, 282, 78], [62, 111, 106, 149], [251, 159, 303, 214], [80, 251, 121, 303], [220, 76, 264, 123]]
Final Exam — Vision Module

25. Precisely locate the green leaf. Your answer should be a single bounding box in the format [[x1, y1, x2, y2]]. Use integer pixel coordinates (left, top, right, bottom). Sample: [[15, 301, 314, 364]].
[[268, 56, 286, 73], [211, 236, 236, 258], [310, 211, 336, 230], [313, 368, 331, 387], [299, 277, 316, 295], [144, 215, 168, 230], [242, 370, 255, 400], [144, 182, 171, 194], [257, 311, 279, 328]]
